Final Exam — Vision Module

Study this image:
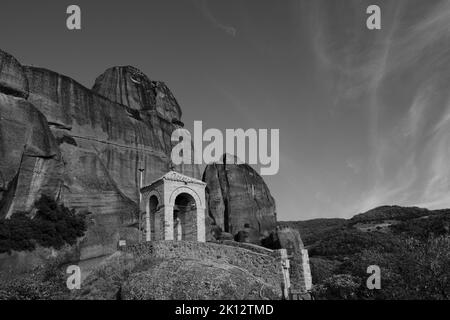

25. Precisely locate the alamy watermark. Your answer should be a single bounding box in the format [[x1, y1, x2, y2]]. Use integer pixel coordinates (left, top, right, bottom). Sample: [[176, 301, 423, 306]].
[[366, 265, 381, 290], [66, 5, 81, 30], [171, 121, 279, 176], [65, 4, 381, 31], [66, 265, 81, 290]]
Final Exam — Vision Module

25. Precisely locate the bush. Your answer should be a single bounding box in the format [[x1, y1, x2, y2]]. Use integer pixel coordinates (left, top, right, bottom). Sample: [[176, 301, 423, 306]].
[[308, 229, 399, 258], [309, 257, 341, 283], [0, 195, 87, 254], [311, 274, 360, 300], [391, 214, 450, 240], [335, 236, 450, 299], [0, 259, 70, 300]]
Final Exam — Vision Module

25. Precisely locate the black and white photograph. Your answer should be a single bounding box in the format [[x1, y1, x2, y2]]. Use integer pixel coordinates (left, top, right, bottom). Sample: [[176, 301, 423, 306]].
[[0, 0, 448, 311]]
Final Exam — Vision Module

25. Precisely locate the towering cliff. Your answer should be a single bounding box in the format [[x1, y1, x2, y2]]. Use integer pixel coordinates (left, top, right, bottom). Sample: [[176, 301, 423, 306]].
[[0, 49, 201, 260], [92, 66, 182, 121], [0, 92, 63, 219], [203, 155, 277, 243]]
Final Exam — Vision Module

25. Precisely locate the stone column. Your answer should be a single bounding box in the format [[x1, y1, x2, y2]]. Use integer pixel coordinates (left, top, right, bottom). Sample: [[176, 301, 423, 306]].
[[164, 205, 174, 240], [196, 207, 206, 242], [145, 207, 151, 242], [301, 249, 312, 290], [280, 249, 291, 299], [176, 218, 182, 241]]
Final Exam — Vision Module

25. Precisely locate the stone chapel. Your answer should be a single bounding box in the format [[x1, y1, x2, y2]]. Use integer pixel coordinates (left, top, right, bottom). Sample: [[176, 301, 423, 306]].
[[140, 171, 207, 242]]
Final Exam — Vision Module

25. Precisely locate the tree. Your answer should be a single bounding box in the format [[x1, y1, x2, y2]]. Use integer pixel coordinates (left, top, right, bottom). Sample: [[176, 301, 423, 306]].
[[0, 196, 87, 254]]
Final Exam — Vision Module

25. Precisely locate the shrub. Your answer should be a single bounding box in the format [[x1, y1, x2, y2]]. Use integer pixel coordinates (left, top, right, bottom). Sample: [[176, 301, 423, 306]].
[[391, 214, 450, 240], [336, 236, 450, 299], [0, 195, 87, 254], [311, 274, 360, 300], [309, 257, 340, 283], [308, 229, 399, 258], [0, 259, 70, 300]]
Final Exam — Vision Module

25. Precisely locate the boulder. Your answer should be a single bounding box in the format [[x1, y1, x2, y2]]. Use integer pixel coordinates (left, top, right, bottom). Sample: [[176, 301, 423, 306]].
[[205, 216, 222, 241], [217, 232, 234, 241], [203, 154, 277, 240], [75, 250, 281, 300], [234, 224, 261, 244], [121, 258, 279, 300]]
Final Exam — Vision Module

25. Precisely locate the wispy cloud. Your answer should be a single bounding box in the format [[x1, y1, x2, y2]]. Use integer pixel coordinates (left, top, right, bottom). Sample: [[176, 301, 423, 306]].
[[298, 0, 450, 215], [194, 0, 237, 37]]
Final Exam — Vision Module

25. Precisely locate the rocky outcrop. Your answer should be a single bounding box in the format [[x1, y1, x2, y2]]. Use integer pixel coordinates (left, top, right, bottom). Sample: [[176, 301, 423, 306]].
[[92, 66, 182, 122], [203, 155, 277, 243], [0, 49, 313, 299], [0, 49, 201, 261], [0, 93, 63, 219], [76, 241, 283, 300], [122, 258, 279, 300], [234, 225, 261, 244], [0, 50, 28, 99]]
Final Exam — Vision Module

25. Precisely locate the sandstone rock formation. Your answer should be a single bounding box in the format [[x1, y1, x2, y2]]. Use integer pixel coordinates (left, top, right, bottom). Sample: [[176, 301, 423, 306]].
[[0, 49, 201, 261], [0, 50, 28, 99], [92, 66, 182, 121], [0, 51, 63, 220], [0, 49, 313, 299], [203, 154, 277, 243]]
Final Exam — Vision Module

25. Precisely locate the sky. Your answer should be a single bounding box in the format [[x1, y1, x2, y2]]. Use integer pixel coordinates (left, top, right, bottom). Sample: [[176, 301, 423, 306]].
[[1, 0, 449, 220]]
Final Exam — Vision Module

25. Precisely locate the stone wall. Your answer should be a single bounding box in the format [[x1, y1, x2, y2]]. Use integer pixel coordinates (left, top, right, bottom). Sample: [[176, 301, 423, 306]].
[[124, 240, 313, 298], [125, 241, 286, 296], [219, 240, 276, 255]]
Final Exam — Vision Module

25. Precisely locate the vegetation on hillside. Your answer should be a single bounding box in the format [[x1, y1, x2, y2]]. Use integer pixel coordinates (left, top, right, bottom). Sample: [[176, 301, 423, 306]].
[[278, 218, 347, 245], [281, 206, 450, 300], [350, 205, 434, 223], [0, 195, 87, 254], [332, 236, 450, 300], [390, 213, 450, 240], [0, 257, 71, 300]]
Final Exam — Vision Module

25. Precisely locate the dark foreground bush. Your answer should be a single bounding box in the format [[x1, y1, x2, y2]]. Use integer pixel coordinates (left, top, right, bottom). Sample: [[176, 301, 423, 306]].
[[0, 196, 87, 254]]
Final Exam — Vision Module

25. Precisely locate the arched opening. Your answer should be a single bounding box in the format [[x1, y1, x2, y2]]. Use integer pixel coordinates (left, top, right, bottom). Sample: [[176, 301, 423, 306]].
[[173, 192, 197, 241], [149, 195, 158, 241]]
